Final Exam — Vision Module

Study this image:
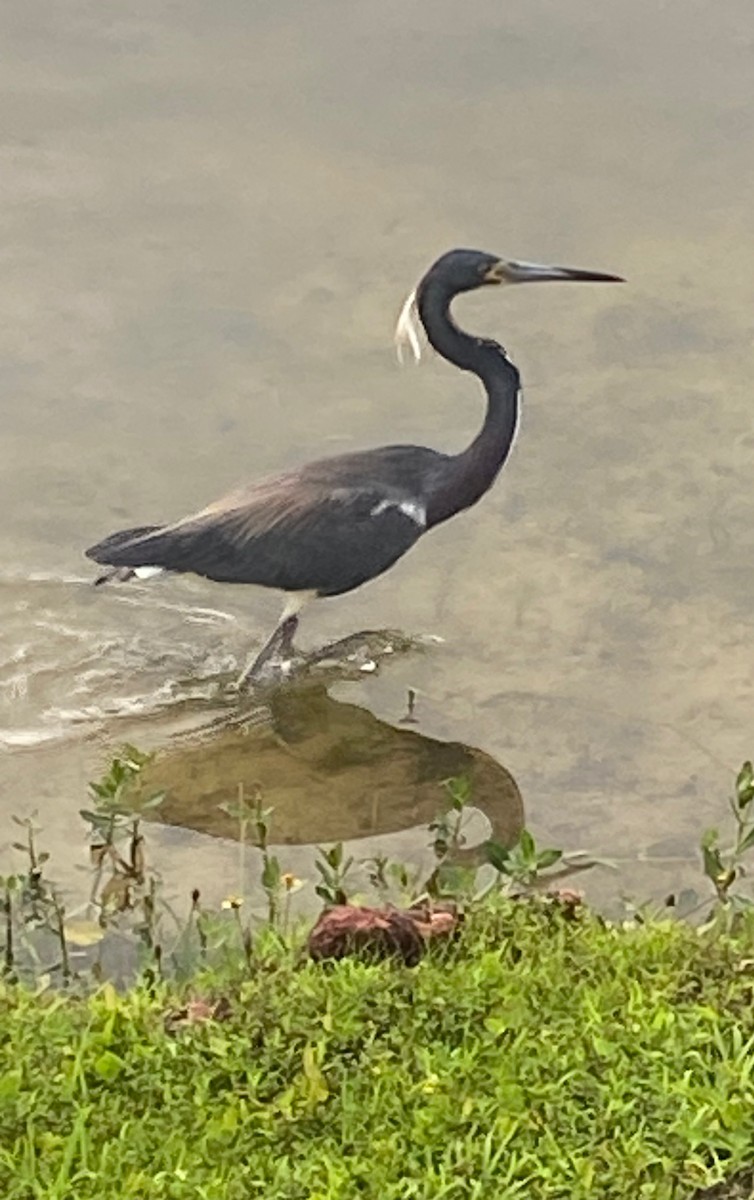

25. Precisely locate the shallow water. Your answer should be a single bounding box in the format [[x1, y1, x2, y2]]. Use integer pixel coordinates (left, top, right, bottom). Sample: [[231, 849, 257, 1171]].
[[1, 0, 753, 915]]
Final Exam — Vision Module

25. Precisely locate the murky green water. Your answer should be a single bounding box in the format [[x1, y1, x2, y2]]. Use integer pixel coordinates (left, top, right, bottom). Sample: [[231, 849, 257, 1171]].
[[1, 0, 753, 915]]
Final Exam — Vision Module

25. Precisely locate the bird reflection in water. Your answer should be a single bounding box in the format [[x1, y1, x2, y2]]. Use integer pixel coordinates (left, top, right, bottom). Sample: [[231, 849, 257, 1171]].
[[141, 682, 524, 853]]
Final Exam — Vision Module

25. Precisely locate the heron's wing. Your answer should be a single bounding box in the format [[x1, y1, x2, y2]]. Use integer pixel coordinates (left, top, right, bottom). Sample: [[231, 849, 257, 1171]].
[[86, 472, 427, 595]]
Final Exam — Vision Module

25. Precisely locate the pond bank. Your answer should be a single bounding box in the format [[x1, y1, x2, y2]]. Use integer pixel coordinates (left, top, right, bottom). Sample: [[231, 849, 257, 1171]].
[[1, 898, 753, 1199]]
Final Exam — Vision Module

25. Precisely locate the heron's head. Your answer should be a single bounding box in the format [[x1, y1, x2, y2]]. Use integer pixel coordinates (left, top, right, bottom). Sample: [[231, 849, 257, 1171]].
[[395, 247, 623, 362], [422, 248, 624, 294]]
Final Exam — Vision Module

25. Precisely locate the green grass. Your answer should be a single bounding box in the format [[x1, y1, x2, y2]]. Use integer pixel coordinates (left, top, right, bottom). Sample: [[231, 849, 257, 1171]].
[[1, 900, 753, 1200]]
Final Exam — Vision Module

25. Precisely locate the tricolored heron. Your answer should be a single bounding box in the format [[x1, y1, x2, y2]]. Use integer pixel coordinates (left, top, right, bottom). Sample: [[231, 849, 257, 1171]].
[[87, 248, 622, 685]]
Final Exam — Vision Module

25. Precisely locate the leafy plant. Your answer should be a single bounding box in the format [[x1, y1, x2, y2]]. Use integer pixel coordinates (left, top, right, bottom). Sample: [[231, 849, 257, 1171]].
[[0, 818, 73, 985], [425, 777, 583, 903], [484, 827, 564, 889], [80, 744, 164, 917], [700, 760, 754, 914], [314, 843, 354, 907], [420, 775, 480, 899], [428, 775, 473, 861], [220, 785, 284, 928]]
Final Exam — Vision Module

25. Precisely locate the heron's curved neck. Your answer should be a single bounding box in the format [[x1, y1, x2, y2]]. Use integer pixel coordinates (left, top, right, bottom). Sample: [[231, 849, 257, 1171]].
[[417, 278, 521, 527]]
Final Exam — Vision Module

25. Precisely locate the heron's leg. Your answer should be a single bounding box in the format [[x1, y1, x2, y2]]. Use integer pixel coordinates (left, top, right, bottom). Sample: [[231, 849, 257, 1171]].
[[236, 616, 299, 687], [276, 613, 299, 657], [235, 594, 309, 688]]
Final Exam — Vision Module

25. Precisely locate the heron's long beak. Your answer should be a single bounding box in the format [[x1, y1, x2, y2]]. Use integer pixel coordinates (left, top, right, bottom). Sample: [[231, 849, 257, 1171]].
[[486, 260, 624, 285]]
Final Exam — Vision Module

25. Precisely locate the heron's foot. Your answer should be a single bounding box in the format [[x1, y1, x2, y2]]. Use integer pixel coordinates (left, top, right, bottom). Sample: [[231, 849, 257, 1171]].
[[304, 629, 435, 678], [231, 626, 440, 693]]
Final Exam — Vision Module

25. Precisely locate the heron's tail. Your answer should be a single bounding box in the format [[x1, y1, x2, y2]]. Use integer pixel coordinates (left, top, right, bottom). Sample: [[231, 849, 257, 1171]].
[[86, 525, 165, 584], [86, 525, 164, 561]]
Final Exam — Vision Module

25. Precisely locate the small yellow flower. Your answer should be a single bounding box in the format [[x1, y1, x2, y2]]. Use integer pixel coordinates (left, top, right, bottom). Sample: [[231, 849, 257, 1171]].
[[281, 873, 304, 893], [222, 895, 244, 910]]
